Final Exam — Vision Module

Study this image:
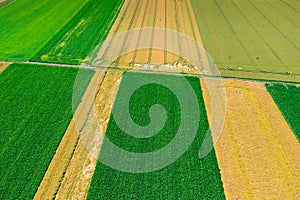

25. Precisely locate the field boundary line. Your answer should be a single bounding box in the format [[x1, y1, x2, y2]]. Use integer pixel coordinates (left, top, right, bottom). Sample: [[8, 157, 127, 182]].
[[2, 60, 300, 83]]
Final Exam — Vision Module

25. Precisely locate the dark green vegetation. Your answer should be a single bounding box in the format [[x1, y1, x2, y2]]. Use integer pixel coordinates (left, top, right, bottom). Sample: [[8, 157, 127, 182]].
[[32, 0, 125, 65], [267, 83, 300, 142], [0, 64, 93, 199], [88, 73, 225, 199], [0, 0, 89, 61], [191, 0, 300, 79]]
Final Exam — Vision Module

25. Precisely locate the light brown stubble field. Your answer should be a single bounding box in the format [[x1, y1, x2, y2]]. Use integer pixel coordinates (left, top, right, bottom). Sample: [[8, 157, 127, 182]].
[[201, 79, 300, 199]]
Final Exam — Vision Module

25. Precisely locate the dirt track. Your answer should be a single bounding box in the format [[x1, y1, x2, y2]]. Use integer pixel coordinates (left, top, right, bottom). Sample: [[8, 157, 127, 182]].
[[201, 79, 300, 199], [94, 0, 206, 74]]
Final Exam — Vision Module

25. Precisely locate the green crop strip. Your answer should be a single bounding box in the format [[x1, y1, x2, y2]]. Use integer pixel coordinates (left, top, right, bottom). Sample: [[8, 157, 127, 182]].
[[87, 73, 225, 199], [31, 0, 125, 65], [0, 0, 89, 61], [0, 64, 94, 199], [266, 83, 300, 142]]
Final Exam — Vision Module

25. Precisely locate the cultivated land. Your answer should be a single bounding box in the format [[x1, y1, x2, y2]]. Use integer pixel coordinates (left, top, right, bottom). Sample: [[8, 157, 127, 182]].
[[1, 0, 300, 199], [201, 79, 300, 199], [0, 64, 93, 199], [94, 0, 206, 74], [0, 0, 89, 61], [33, 70, 103, 200], [32, 0, 125, 65], [47, 71, 123, 200], [191, 0, 300, 82], [87, 73, 225, 199]]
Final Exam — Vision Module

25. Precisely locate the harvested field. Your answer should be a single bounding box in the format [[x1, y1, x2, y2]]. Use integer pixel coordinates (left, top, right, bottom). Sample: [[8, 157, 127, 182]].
[[201, 79, 300, 199], [93, 0, 206, 74], [0, 62, 11, 73], [51, 71, 122, 200], [192, 0, 300, 82]]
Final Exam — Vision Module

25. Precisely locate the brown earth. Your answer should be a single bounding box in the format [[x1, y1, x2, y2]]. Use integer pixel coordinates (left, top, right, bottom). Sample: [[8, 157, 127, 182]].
[[200, 78, 300, 199], [0, 62, 11, 73], [94, 0, 205, 74]]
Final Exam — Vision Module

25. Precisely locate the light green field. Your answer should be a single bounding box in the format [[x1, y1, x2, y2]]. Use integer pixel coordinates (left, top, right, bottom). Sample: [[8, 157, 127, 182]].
[[0, 0, 89, 61], [191, 0, 300, 82]]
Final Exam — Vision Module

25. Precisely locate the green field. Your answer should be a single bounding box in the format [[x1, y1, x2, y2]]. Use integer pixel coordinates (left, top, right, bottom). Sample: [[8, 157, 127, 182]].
[[87, 73, 225, 199], [31, 0, 125, 65], [0, 0, 89, 61], [0, 64, 93, 199], [191, 0, 300, 80], [267, 83, 300, 142]]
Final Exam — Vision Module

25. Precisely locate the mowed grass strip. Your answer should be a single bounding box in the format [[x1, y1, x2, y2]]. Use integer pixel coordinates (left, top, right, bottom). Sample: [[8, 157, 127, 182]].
[[191, 0, 300, 76], [31, 0, 125, 65], [0, 64, 93, 199], [267, 83, 300, 142], [0, 0, 89, 61], [87, 73, 225, 199]]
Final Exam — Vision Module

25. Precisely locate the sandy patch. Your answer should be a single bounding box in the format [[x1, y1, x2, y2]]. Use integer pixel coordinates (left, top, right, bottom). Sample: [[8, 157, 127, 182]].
[[201, 78, 300, 199]]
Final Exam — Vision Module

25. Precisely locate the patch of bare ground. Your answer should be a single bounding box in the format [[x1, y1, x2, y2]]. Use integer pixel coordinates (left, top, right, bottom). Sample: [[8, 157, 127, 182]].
[[0, 62, 11, 73], [201, 78, 300, 199]]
